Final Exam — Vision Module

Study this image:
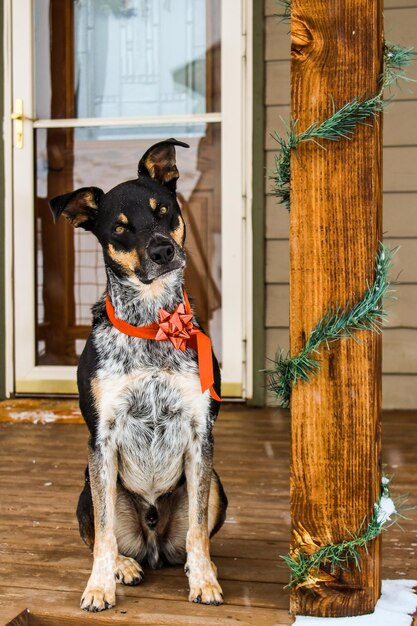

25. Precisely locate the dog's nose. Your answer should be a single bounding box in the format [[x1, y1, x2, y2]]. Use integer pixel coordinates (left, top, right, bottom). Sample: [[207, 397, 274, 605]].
[[148, 239, 175, 265]]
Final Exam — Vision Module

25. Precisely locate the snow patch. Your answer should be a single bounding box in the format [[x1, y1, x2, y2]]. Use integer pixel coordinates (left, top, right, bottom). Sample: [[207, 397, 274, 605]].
[[293, 580, 417, 626], [375, 494, 397, 525], [9, 410, 62, 423]]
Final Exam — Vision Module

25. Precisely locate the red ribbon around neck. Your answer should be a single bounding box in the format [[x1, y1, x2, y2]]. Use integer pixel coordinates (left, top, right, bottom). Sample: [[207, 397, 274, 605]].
[[105, 290, 221, 402]]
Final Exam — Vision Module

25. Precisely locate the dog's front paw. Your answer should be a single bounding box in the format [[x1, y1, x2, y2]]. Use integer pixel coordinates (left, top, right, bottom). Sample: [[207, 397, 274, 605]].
[[186, 559, 223, 605], [80, 585, 116, 612], [115, 554, 144, 586]]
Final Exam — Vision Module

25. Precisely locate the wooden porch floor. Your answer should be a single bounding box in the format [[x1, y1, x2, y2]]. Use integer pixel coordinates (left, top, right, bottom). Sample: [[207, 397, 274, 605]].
[[0, 404, 416, 625]]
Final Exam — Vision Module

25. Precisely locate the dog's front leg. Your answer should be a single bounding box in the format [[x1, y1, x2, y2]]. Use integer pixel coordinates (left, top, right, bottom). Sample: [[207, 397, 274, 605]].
[[184, 434, 223, 605], [81, 443, 118, 612]]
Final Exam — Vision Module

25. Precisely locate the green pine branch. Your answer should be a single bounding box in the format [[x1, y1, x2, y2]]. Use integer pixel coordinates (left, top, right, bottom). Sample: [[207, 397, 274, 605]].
[[383, 42, 417, 89], [276, 0, 291, 22], [266, 244, 393, 409], [282, 476, 399, 588], [272, 42, 416, 209]]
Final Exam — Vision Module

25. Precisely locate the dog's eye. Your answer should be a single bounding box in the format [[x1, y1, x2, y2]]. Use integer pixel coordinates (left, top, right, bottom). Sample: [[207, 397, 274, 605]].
[[114, 224, 126, 234], [159, 206, 168, 215]]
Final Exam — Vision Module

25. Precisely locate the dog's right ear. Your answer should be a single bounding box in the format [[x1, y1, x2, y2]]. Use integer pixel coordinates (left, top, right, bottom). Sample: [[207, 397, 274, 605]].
[[49, 187, 104, 231]]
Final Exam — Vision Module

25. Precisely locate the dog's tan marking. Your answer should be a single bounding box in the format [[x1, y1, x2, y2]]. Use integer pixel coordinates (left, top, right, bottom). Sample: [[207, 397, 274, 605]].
[[208, 476, 222, 531], [118, 213, 129, 224], [149, 197, 158, 210], [71, 214, 89, 227], [83, 191, 98, 208], [171, 215, 185, 247], [143, 155, 179, 184], [62, 191, 99, 227], [108, 244, 140, 273], [91, 377, 102, 409]]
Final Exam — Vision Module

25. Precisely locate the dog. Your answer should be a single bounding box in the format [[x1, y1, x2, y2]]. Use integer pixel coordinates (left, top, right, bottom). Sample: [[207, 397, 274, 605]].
[[49, 138, 227, 612]]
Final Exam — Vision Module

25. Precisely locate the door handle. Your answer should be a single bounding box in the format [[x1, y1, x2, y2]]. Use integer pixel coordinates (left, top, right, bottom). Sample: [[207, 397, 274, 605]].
[[11, 99, 36, 149]]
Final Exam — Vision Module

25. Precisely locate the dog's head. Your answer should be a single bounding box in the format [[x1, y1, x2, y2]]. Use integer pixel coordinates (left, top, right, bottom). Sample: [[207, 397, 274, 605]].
[[49, 138, 189, 286]]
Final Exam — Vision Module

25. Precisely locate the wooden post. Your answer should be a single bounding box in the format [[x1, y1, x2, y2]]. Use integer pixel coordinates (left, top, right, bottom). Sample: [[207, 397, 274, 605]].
[[290, 0, 383, 617]]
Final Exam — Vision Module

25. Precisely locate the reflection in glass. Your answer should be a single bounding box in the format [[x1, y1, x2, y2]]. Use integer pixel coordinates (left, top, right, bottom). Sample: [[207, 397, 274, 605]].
[[35, 0, 221, 120], [35, 124, 221, 365]]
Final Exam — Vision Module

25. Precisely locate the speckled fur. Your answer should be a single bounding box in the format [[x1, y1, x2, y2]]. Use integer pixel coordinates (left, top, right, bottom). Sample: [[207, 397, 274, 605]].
[[51, 140, 227, 613]]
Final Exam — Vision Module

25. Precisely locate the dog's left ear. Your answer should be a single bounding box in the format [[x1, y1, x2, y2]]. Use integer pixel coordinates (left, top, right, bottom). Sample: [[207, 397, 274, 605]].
[[138, 138, 189, 192], [49, 187, 104, 231]]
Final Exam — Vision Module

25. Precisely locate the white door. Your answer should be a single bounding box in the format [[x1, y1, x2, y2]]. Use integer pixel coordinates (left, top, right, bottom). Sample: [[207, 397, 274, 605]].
[[7, 0, 250, 398]]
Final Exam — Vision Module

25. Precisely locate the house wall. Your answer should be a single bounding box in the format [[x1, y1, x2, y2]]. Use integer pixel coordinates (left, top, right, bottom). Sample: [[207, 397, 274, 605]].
[[264, 0, 417, 409]]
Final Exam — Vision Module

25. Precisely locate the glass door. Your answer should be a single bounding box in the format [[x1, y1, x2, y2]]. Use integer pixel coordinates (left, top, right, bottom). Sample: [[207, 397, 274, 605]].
[[11, 0, 246, 396]]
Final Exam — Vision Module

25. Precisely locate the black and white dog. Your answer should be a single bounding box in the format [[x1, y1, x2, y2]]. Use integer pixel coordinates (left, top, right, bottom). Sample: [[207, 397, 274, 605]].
[[50, 139, 227, 612]]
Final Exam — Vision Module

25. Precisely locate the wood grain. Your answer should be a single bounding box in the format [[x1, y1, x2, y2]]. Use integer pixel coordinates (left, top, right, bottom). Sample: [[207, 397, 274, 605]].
[[289, 0, 383, 616], [0, 408, 292, 626], [0, 406, 416, 624]]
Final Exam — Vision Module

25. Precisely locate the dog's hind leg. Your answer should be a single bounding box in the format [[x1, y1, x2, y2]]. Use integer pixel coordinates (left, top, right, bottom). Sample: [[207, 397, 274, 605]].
[[160, 470, 227, 567], [114, 554, 144, 586], [77, 472, 145, 586], [76, 467, 95, 550], [208, 470, 228, 538], [114, 488, 145, 583]]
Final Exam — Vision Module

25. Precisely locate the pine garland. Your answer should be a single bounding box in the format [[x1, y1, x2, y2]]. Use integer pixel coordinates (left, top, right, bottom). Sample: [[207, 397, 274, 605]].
[[271, 3, 411, 591], [276, 0, 291, 23], [266, 243, 393, 408], [273, 42, 416, 209], [282, 477, 399, 589]]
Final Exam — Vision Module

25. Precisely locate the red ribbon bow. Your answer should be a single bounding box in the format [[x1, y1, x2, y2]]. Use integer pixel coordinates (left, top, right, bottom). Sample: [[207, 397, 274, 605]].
[[155, 302, 198, 350], [105, 291, 221, 402]]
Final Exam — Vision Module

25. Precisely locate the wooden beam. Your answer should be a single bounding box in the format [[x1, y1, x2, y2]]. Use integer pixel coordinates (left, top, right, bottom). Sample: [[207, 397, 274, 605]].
[[290, 0, 383, 617]]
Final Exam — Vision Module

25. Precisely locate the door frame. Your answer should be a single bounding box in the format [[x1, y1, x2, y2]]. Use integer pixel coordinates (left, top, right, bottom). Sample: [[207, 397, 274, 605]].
[[2, 0, 255, 400]]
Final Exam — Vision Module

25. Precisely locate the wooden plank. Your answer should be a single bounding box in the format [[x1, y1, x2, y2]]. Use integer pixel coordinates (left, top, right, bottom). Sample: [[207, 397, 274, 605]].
[[0, 561, 288, 610], [382, 374, 417, 408], [383, 237, 417, 281], [266, 285, 289, 327], [265, 146, 417, 194], [0, 586, 293, 626], [266, 329, 417, 376], [0, 411, 295, 624], [266, 283, 417, 328], [384, 1, 417, 7], [1, 408, 417, 623], [383, 329, 417, 372], [265, 16, 291, 61], [265, 328, 289, 362], [265, 106, 291, 150], [383, 6, 417, 103], [266, 240, 289, 283], [266, 327, 417, 402], [265, 61, 290, 106], [385, 6, 417, 38], [384, 147, 417, 191], [289, 0, 383, 616], [265, 149, 281, 194], [384, 100, 417, 146], [265, 194, 290, 239], [384, 193, 417, 237], [265, 0, 283, 16]]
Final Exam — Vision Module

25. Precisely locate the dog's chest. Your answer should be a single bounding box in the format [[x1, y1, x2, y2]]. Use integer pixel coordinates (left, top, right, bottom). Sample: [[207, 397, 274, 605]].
[[95, 353, 210, 502]]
